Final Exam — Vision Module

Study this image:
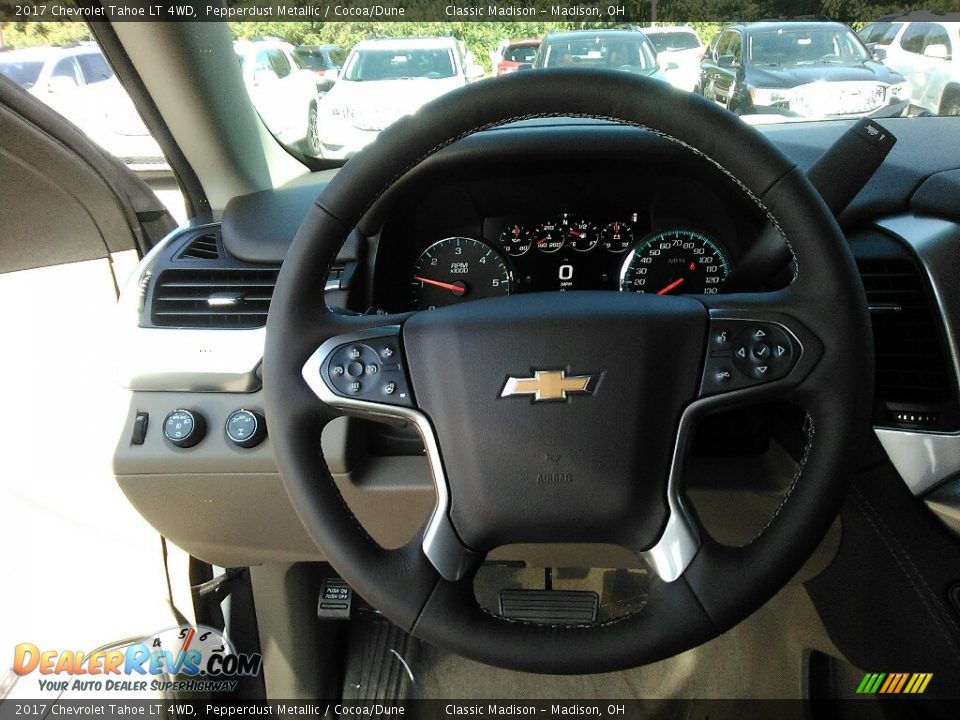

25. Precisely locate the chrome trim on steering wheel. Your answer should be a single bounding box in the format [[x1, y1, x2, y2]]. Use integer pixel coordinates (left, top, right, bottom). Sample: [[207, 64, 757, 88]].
[[301, 325, 478, 582], [640, 400, 703, 582]]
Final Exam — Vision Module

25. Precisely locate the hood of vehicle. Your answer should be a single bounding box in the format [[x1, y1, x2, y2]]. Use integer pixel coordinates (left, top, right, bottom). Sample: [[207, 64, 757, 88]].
[[320, 76, 464, 130], [747, 61, 904, 89]]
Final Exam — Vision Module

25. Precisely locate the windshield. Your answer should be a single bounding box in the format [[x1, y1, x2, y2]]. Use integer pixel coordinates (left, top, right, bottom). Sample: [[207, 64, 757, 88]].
[[541, 35, 656, 71], [748, 27, 871, 66], [859, 22, 904, 45], [342, 48, 456, 81], [647, 31, 702, 53], [0, 60, 44, 88], [10, 16, 922, 171]]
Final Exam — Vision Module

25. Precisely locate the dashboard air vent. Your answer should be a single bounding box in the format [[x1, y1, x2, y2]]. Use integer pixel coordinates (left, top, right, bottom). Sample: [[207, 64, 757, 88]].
[[178, 233, 220, 260], [151, 267, 279, 328], [857, 257, 956, 429]]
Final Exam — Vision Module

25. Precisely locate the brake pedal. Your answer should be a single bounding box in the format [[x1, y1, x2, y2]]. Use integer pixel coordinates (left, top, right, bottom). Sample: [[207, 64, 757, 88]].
[[499, 589, 598, 625]]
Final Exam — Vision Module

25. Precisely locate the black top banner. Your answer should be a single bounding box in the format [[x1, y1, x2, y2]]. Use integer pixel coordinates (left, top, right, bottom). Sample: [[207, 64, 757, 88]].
[[1, 0, 958, 23]]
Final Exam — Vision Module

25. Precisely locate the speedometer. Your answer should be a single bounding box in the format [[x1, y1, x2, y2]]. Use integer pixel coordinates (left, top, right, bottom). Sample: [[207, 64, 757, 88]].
[[411, 237, 512, 309], [619, 229, 730, 295]]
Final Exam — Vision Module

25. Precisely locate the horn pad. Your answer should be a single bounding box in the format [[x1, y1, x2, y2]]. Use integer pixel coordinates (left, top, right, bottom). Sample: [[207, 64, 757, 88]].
[[402, 291, 708, 552]]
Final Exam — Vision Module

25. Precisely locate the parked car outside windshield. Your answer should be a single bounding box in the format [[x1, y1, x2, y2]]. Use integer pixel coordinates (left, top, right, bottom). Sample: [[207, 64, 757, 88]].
[[534, 30, 662, 79], [698, 22, 910, 121], [293, 44, 346, 94], [235, 38, 322, 156], [315, 37, 483, 160], [858, 20, 960, 116], [642, 25, 705, 92], [0, 44, 165, 170], [494, 39, 540, 75]]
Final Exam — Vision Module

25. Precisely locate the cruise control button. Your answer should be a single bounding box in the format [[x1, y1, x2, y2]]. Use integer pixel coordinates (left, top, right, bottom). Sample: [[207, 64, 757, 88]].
[[384, 381, 397, 395], [331, 365, 345, 377], [380, 347, 395, 359], [348, 347, 362, 360], [347, 361, 364, 377], [714, 368, 733, 384], [348, 381, 362, 394], [365, 364, 379, 375]]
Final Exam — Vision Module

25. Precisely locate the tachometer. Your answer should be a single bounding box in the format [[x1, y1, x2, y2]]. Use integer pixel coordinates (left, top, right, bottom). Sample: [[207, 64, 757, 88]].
[[411, 237, 512, 309], [619, 229, 730, 295]]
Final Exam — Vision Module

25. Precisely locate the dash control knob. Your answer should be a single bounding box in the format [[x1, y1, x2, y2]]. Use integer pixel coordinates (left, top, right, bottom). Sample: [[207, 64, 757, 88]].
[[225, 409, 267, 448], [163, 409, 206, 448]]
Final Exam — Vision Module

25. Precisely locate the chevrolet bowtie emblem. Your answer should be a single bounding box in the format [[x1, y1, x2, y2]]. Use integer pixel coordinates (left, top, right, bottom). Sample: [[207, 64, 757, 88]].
[[500, 370, 598, 402]]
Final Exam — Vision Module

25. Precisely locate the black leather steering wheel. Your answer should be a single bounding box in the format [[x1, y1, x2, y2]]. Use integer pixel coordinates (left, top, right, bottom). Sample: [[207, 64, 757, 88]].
[[264, 70, 873, 674]]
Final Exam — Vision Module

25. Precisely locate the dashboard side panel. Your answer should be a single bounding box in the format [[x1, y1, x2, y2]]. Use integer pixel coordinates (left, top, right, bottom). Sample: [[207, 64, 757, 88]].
[[113, 393, 435, 566]]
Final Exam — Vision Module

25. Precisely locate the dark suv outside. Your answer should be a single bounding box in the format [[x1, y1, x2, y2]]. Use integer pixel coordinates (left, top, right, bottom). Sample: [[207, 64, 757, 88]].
[[293, 44, 346, 93], [697, 22, 910, 119]]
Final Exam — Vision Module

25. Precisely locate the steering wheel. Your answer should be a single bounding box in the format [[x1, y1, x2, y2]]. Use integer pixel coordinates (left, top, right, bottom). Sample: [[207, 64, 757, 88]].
[[264, 69, 872, 674]]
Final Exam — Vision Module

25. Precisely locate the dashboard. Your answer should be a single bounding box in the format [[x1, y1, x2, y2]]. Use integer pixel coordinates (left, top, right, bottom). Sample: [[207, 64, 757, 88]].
[[116, 118, 960, 570], [371, 162, 767, 311]]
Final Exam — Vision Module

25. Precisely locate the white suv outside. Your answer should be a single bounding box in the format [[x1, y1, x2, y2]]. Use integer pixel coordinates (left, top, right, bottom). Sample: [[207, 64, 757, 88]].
[[316, 37, 484, 160], [641, 25, 705, 92], [235, 38, 323, 155], [0, 43, 165, 169], [859, 20, 960, 115]]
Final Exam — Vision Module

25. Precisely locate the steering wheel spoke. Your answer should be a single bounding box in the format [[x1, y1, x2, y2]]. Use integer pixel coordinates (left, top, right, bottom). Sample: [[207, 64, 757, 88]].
[[301, 321, 482, 582], [637, 289, 826, 582]]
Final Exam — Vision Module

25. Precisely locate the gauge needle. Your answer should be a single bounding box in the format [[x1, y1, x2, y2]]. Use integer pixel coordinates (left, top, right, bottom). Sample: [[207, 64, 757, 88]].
[[414, 275, 466, 296], [657, 277, 686, 295]]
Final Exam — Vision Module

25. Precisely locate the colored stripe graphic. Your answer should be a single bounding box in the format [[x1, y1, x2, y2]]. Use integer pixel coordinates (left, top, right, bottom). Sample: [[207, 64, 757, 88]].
[[879, 674, 894, 694], [857, 672, 932, 694]]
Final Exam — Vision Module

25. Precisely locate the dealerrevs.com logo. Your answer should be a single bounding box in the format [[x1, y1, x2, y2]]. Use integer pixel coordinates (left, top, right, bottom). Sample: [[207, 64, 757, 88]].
[[13, 625, 262, 693]]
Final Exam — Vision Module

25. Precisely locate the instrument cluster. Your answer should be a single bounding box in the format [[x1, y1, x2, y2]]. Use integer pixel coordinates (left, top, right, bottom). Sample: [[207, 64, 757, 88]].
[[370, 162, 764, 313], [406, 211, 731, 310]]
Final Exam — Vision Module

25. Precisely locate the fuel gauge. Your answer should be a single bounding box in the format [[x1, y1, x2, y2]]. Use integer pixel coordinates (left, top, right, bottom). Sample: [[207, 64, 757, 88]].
[[560, 216, 599, 252]]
